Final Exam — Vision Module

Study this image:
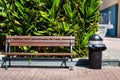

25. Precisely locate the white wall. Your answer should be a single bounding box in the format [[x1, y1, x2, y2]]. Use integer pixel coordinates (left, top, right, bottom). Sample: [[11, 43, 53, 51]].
[[100, 0, 118, 10]]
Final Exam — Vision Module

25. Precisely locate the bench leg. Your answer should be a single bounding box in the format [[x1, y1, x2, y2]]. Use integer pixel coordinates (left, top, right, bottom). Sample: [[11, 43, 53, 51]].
[[8, 57, 11, 67], [69, 58, 73, 71], [4, 57, 8, 70], [1, 57, 8, 70], [64, 61, 67, 67], [61, 60, 67, 67], [1, 60, 5, 68], [5, 60, 8, 70]]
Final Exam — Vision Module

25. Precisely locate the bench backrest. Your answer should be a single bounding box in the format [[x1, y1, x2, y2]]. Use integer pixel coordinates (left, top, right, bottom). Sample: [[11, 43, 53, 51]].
[[6, 36, 75, 47]]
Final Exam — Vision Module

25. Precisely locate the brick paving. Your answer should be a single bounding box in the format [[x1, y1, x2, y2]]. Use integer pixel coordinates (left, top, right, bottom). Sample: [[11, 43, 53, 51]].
[[0, 67, 120, 80]]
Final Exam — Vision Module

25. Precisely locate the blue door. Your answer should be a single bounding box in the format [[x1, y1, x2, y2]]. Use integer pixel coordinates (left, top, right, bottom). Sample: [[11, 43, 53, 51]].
[[101, 4, 118, 37]]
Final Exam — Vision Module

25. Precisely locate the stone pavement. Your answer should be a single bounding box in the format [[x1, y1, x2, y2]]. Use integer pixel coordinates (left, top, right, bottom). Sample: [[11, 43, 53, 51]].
[[0, 67, 120, 80], [103, 37, 120, 60]]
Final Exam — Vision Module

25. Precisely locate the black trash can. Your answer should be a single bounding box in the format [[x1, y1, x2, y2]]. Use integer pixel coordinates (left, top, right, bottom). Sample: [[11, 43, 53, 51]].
[[88, 34, 107, 69]]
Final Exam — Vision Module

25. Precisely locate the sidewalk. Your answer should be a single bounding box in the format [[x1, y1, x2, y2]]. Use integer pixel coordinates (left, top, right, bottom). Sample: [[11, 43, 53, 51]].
[[0, 67, 120, 80], [103, 37, 120, 60]]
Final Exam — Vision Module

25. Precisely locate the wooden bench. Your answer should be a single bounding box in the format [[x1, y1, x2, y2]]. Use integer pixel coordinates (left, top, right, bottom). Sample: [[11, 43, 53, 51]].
[[1, 36, 75, 70]]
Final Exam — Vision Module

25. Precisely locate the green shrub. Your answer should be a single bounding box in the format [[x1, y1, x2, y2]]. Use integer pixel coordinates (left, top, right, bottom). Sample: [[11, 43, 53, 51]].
[[0, 0, 102, 57]]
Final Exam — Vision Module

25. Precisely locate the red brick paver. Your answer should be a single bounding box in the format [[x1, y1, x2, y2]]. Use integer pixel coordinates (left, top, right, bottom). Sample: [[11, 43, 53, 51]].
[[0, 67, 120, 80]]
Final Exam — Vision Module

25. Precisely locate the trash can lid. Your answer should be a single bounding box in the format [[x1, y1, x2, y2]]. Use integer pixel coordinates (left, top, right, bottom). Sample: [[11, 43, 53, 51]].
[[89, 34, 103, 41]]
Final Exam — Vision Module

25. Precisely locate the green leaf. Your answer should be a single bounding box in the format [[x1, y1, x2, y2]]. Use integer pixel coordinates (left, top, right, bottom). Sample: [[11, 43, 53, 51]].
[[47, 28, 53, 31], [0, 12, 7, 17], [14, 20, 21, 25], [33, 31, 45, 35], [25, 8, 30, 13], [20, 0, 26, 5], [9, 29, 14, 33], [15, 1, 24, 11], [40, 11, 49, 18], [49, 0, 60, 19], [34, 0, 41, 3], [63, 1, 75, 19], [23, 13, 29, 21], [26, 25, 35, 33], [12, 11, 19, 18], [15, 0, 29, 21], [80, 0, 86, 15], [62, 22, 69, 31], [16, 27, 23, 33], [0, 23, 6, 26]]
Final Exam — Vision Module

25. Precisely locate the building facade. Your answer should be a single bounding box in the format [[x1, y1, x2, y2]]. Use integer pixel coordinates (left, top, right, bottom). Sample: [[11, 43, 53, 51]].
[[100, 0, 120, 37]]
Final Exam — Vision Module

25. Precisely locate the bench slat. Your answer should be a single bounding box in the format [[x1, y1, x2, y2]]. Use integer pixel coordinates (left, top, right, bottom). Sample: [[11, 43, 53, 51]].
[[2, 52, 71, 57], [9, 40, 74, 43], [9, 40, 75, 46], [6, 36, 75, 40], [10, 43, 71, 46]]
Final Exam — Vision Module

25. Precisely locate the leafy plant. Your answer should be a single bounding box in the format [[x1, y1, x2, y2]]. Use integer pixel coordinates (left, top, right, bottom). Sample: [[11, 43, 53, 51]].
[[0, 0, 102, 57]]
